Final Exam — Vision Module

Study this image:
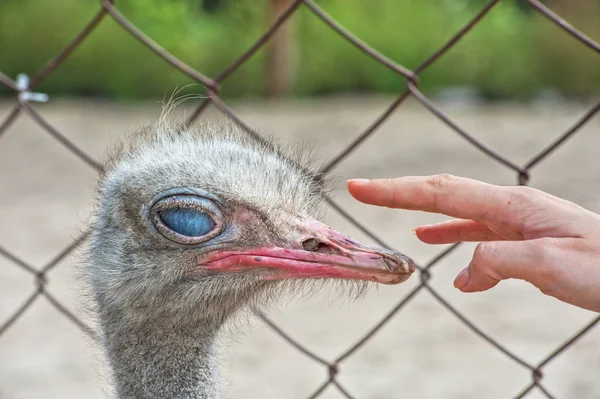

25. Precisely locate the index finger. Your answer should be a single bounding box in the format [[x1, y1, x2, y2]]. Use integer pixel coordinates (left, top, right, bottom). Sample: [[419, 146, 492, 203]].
[[347, 174, 516, 224]]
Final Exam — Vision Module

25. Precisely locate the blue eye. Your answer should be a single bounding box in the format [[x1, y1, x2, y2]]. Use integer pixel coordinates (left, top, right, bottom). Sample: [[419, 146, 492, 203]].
[[159, 208, 216, 237]]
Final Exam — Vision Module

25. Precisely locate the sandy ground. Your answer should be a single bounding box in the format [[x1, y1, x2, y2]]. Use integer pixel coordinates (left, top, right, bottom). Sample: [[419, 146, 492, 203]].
[[1, 96, 599, 399]]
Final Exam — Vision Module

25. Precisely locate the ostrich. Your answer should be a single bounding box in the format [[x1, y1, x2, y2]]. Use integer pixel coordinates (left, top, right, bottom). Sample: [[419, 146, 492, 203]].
[[86, 116, 415, 399]]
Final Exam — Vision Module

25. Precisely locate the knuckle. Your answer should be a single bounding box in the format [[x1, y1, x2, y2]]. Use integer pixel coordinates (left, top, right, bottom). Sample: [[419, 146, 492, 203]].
[[472, 242, 497, 270], [383, 178, 396, 186], [474, 241, 494, 263], [504, 186, 545, 235], [471, 242, 504, 280], [426, 174, 457, 190], [425, 174, 457, 211], [384, 178, 399, 206], [507, 185, 541, 203]]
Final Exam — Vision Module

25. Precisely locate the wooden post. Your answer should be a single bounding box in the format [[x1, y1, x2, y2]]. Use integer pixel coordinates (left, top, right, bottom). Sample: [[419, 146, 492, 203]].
[[266, 0, 295, 97]]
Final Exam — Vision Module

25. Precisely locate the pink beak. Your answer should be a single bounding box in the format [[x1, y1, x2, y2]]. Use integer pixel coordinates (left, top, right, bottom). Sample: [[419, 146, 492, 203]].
[[199, 218, 415, 285]]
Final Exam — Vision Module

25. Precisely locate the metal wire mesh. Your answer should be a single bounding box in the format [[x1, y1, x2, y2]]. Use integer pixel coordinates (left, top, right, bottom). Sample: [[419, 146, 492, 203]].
[[1, 1, 599, 398]]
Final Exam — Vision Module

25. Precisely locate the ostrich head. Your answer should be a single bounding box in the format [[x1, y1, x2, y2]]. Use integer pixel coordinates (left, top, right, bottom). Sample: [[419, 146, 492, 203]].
[[87, 118, 414, 398], [90, 120, 414, 322]]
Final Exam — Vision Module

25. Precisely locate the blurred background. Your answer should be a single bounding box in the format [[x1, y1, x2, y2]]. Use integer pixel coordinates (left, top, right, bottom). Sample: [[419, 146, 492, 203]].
[[1, 1, 600, 398], [1, 0, 599, 100]]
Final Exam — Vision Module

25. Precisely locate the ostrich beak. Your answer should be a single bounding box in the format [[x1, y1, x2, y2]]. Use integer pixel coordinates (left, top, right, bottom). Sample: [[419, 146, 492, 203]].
[[201, 218, 415, 285]]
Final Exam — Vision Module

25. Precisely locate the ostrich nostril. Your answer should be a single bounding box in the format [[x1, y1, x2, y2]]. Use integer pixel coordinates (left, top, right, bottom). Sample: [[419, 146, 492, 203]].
[[302, 238, 320, 252], [301, 238, 342, 256]]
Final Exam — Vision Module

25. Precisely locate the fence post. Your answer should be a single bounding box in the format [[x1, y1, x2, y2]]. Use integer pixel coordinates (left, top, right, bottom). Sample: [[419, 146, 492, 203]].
[[266, 0, 295, 97]]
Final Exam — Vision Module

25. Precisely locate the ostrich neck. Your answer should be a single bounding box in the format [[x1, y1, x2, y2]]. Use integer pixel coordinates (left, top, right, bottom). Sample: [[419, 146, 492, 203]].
[[102, 311, 221, 399]]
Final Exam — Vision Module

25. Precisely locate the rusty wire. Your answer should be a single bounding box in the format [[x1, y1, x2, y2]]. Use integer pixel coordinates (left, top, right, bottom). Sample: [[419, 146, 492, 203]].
[[1, 0, 599, 398]]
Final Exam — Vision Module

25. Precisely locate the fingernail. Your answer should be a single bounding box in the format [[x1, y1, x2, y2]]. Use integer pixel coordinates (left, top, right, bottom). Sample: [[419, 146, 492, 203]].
[[413, 225, 433, 237], [348, 179, 370, 185], [417, 224, 433, 229], [454, 267, 470, 290]]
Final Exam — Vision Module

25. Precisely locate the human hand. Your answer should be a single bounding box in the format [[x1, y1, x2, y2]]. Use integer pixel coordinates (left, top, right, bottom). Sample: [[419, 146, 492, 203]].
[[348, 174, 600, 313]]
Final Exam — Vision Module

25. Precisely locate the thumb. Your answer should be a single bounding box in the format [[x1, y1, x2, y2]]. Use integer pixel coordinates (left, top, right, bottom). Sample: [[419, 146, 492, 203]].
[[455, 239, 556, 293]]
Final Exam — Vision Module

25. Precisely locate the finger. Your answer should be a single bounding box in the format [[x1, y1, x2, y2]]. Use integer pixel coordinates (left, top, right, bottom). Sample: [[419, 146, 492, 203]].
[[455, 239, 557, 293], [415, 219, 505, 244], [348, 175, 520, 226]]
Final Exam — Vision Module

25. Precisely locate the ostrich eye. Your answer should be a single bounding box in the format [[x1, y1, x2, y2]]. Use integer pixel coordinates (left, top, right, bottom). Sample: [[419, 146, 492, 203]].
[[159, 208, 216, 237], [150, 193, 223, 244]]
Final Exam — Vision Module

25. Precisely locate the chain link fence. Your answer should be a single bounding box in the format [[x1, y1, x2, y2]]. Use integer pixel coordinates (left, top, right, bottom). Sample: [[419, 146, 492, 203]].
[[1, 0, 599, 398]]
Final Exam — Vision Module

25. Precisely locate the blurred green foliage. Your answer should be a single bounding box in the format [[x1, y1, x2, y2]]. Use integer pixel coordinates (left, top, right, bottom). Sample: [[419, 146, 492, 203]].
[[0, 0, 598, 99]]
